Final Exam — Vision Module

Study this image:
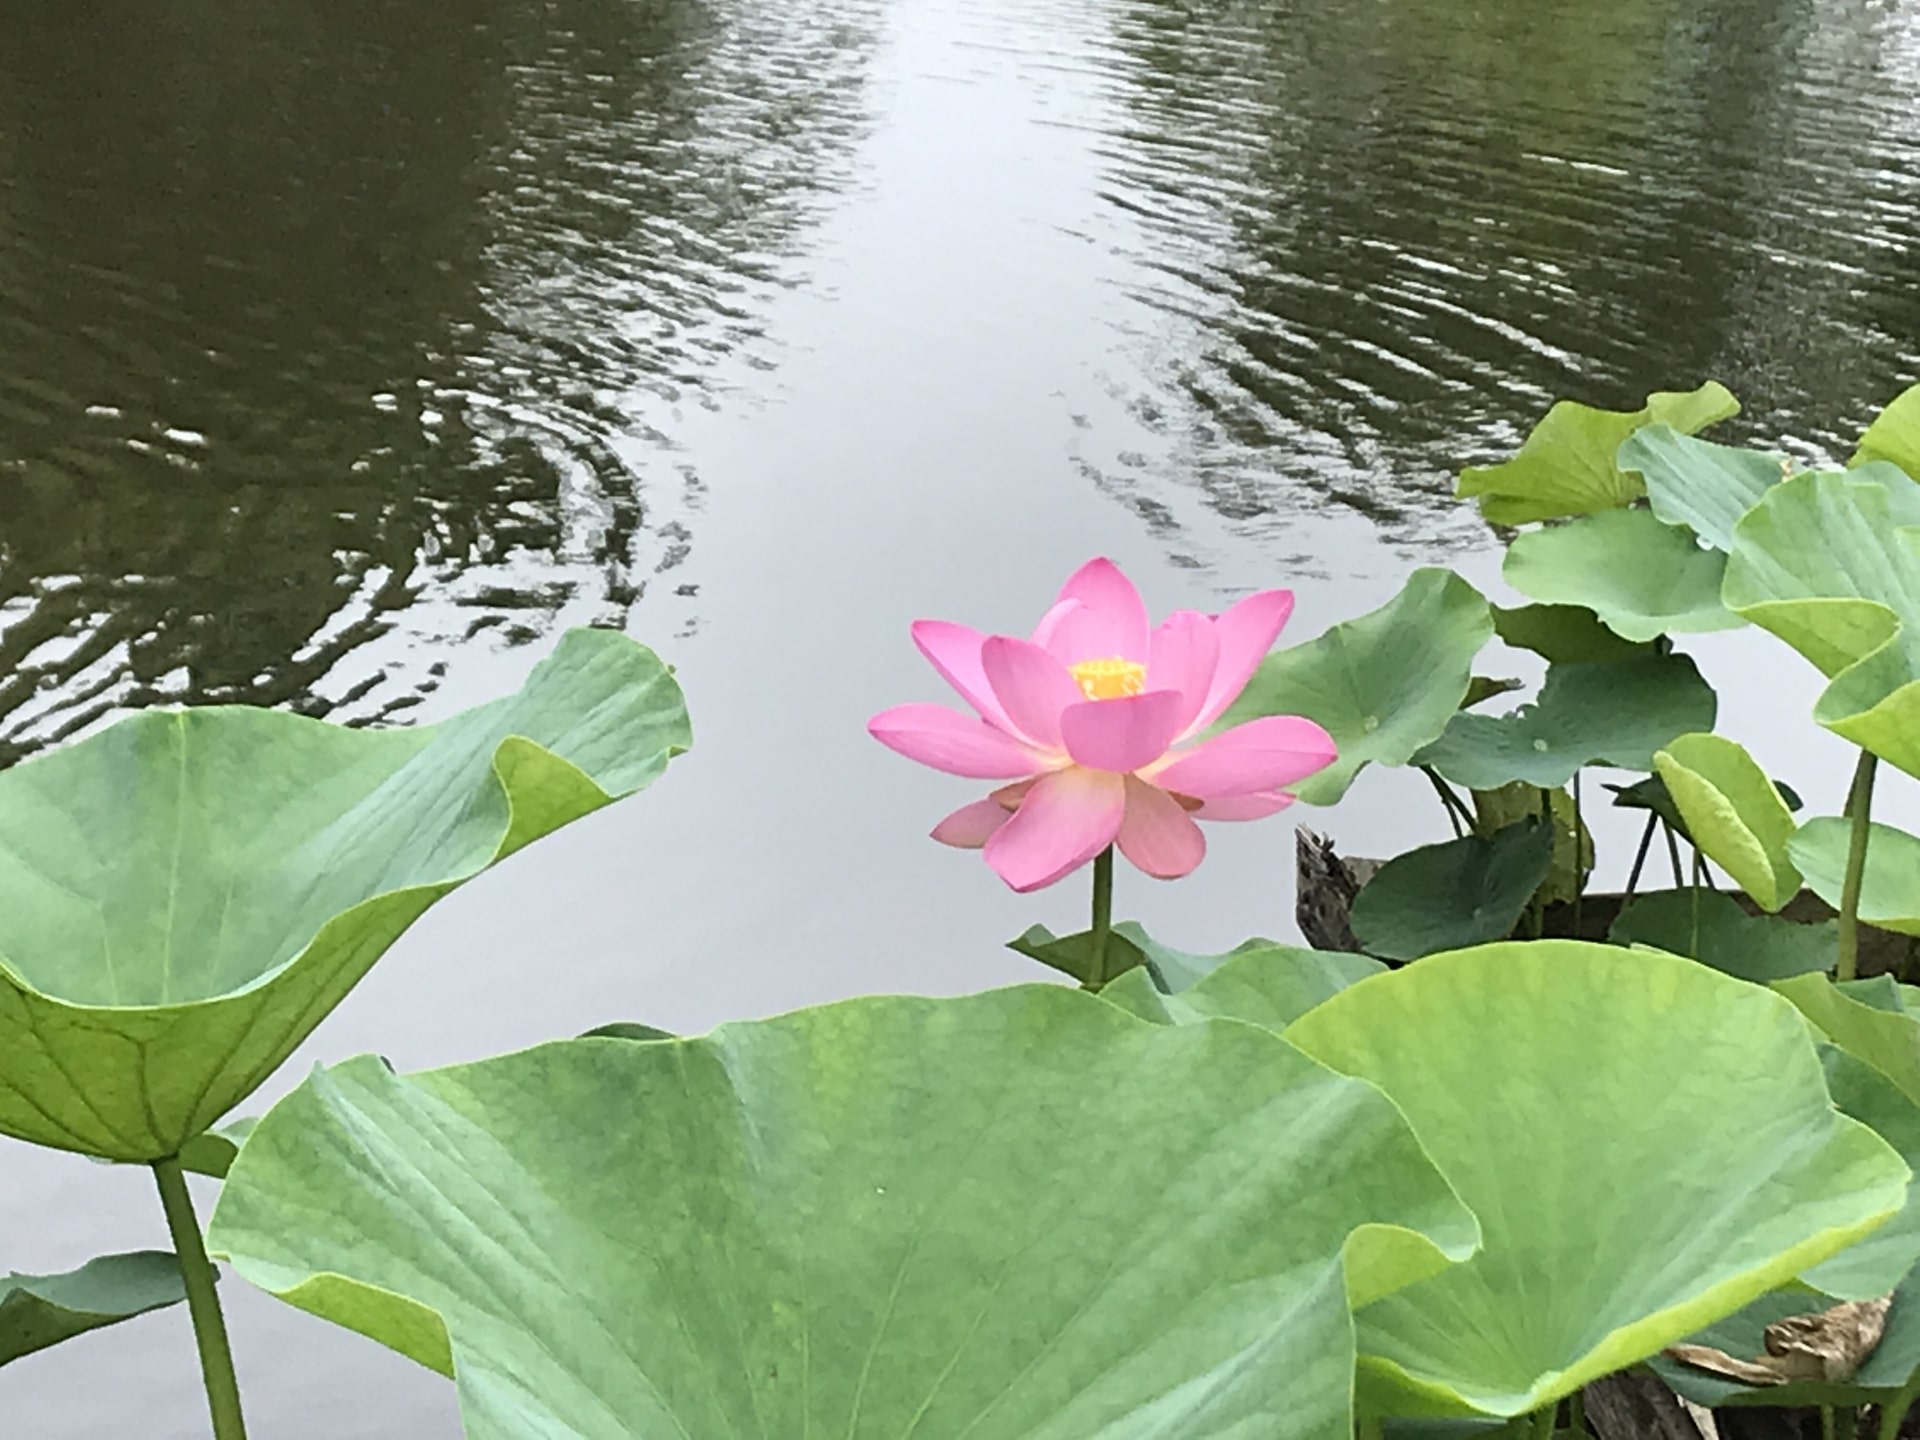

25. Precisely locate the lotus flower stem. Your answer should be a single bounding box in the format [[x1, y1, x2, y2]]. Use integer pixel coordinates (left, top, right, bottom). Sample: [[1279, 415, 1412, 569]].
[[1529, 1401, 1557, 1440], [1839, 750, 1880, 983], [1624, 813, 1656, 902], [1421, 765, 1471, 839], [153, 1156, 249, 1440], [1085, 845, 1114, 990]]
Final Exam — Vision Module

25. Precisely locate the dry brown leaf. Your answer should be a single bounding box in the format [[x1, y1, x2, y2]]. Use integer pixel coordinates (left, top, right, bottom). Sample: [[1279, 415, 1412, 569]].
[[1663, 1295, 1893, 1385]]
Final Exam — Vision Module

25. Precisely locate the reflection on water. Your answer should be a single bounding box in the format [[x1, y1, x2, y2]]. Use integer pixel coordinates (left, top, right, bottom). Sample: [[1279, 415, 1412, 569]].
[[1091, 0, 1920, 546], [0, 0, 878, 761]]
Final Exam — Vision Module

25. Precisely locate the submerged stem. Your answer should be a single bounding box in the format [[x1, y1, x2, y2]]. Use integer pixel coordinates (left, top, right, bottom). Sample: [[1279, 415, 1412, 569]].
[[153, 1156, 248, 1440], [1839, 750, 1880, 983], [1085, 846, 1115, 991]]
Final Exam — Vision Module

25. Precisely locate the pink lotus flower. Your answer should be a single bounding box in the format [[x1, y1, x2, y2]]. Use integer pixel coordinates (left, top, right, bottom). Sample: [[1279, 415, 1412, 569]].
[[869, 558, 1337, 892]]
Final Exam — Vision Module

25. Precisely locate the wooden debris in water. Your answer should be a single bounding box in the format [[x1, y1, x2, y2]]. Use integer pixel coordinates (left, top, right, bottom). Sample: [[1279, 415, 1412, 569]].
[[1663, 1294, 1893, 1385]]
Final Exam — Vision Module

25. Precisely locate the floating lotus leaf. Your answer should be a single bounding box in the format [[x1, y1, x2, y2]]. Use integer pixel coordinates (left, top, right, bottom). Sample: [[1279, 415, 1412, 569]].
[[1349, 821, 1553, 962], [1491, 604, 1648, 664], [1654, 734, 1801, 911], [1723, 468, 1920, 776], [1503, 509, 1740, 642], [1854, 384, 1920, 474], [1608, 890, 1833, 984], [1100, 932, 1383, 1028], [1455, 382, 1739, 525], [1788, 818, 1920, 937], [1283, 941, 1907, 1420], [1, 1252, 190, 1366], [1414, 653, 1717, 791], [1220, 569, 1492, 804], [0, 628, 689, 1161], [1618, 424, 1788, 550], [210, 987, 1477, 1440]]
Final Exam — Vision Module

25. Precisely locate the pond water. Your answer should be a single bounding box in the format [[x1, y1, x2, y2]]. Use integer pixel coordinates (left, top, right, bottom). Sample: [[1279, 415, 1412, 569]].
[[5, 0, 1920, 1432]]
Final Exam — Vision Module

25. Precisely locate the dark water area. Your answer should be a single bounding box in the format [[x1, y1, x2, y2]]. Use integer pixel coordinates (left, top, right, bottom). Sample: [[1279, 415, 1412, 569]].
[[3, 0, 1919, 1433]]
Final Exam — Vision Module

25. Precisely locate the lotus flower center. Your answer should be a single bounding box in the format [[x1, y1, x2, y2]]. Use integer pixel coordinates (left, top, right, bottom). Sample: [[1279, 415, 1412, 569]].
[[1069, 657, 1147, 701]]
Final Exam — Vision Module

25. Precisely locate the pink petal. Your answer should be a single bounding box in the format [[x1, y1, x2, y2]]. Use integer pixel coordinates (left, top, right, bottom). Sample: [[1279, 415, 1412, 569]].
[[931, 798, 1013, 849], [981, 636, 1081, 751], [869, 704, 1048, 779], [911, 620, 1021, 734], [1149, 610, 1220, 739], [1192, 589, 1297, 731], [1117, 776, 1206, 879], [1152, 715, 1337, 797], [983, 767, 1125, 893], [1030, 598, 1082, 649], [1192, 790, 1296, 821], [1060, 690, 1186, 773], [1042, 558, 1151, 664]]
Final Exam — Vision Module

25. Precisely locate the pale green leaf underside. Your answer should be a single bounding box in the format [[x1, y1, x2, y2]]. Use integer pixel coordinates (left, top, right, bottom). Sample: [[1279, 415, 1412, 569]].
[[1, 1251, 191, 1367], [211, 987, 1477, 1440], [1618, 424, 1787, 551], [0, 628, 690, 1160], [1788, 818, 1920, 937], [1414, 654, 1716, 790], [1503, 509, 1739, 642], [1219, 568, 1493, 805], [1724, 468, 1920, 778], [1284, 942, 1908, 1419], [1456, 383, 1738, 525], [1653, 734, 1800, 911]]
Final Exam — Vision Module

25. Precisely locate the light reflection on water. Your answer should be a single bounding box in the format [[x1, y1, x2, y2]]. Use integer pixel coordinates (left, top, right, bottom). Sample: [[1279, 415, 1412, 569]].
[[3, 0, 1920, 1432]]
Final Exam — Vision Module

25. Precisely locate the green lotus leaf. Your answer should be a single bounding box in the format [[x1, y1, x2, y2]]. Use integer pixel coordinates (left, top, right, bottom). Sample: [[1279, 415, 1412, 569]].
[[1855, 384, 1920, 473], [1414, 653, 1717, 791], [1723, 468, 1920, 776], [1455, 382, 1739, 525], [1653, 734, 1801, 911], [1789, 818, 1920, 937], [1470, 783, 1590, 905], [1777, 972, 1920, 1105], [0, 627, 689, 1161], [210, 987, 1479, 1440], [578, 1021, 676, 1042], [1608, 890, 1834, 984], [2, 1252, 191, 1366], [1461, 676, 1526, 710], [1220, 568, 1493, 805], [1349, 821, 1553, 962], [1284, 941, 1908, 1420], [1617, 424, 1789, 550], [1100, 933, 1383, 1028], [1490, 604, 1649, 664], [1006, 923, 1148, 987], [1657, 1049, 1920, 1406], [177, 1117, 260, 1180], [1503, 509, 1740, 642]]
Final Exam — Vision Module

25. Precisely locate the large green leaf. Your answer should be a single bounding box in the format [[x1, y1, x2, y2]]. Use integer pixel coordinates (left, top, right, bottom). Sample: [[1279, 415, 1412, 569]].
[[1455, 383, 1739, 525], [1777, 973, 1920, 1105], [1348, 821, 1553, 962], [1, 1252, 191, 1366], [1653, 734, 1801, 911], [1617, 424, 1788, 550], [0, 628, 689, 1161], [1414, 653, 1717, 790], [1657, 1050, 1920, 1406], [1284, 941, 1908, 1420], [1503, 509, 1740, 642], [1609, 890, 1834, 984], [1219, 569, 1493, 805], [211, 987, 1478, 1440], [1789, 818, 1920, 937], [1100, 934, 1384, 1028], [1723, 467, 1920, 776], [1855, 384, 1920, 473]]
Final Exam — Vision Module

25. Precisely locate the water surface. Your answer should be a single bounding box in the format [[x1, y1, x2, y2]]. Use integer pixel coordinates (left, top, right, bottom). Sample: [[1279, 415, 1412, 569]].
[[4, 0, 1920, 1431]]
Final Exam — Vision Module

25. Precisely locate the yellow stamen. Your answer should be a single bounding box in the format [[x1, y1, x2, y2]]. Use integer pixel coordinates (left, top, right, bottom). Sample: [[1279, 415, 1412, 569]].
[[1069, 657, 1147, 701]]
